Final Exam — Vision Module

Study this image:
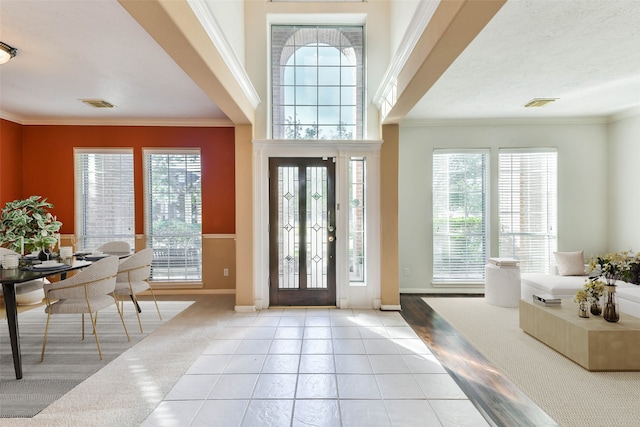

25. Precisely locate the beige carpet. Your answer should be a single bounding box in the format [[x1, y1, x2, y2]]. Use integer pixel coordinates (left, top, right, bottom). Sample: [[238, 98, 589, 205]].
[[423, 297, 640, 427]]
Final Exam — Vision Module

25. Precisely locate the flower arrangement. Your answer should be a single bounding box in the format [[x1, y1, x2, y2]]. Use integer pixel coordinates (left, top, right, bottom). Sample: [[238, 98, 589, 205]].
[[0, 196, 62, 254], [574, 289, 588, 304], [583, 277, 606, 303], [589, 251, 640, 285]]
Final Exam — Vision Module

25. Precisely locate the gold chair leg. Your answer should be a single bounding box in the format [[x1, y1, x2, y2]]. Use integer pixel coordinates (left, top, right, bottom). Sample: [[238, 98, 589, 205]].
[[149, 287, 163, 321], [88, 311, 103, 360], [41, 313, 52, 362], [130, 293, 144, 333], [113, 295, 130, 341]]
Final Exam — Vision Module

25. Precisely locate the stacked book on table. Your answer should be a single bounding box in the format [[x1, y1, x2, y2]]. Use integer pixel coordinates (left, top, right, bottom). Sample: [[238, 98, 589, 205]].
[[533, 293, 561, 307]]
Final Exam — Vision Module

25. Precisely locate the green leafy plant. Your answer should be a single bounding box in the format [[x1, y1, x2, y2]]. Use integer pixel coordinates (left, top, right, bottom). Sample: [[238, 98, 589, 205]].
[[0, 195, 62, 253]]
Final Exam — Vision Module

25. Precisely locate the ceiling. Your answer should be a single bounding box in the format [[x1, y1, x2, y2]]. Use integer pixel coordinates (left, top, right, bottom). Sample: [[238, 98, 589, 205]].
[[1, 0, 639, 127]]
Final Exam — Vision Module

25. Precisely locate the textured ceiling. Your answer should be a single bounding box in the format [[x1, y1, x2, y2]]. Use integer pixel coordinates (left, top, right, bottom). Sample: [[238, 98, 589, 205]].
[[0, 0, 226, 125], [404, 0, 640, 122], [0, 0, 638, 126]]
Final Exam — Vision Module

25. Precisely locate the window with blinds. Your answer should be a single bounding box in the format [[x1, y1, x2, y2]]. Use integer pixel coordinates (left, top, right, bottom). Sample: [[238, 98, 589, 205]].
[[144, 149, 202, 281], [74, 149, 135, 251], [433, 150, 489, 283], [499, 149, 557, 274]]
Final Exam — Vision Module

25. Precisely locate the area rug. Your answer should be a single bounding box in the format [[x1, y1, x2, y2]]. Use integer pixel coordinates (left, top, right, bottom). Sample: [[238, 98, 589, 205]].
[[0, 299, 194, 418], [422, 297, 640, 427]]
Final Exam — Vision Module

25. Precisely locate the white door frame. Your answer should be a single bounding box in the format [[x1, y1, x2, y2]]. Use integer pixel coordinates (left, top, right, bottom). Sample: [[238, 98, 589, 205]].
[[253, 139, 383, 309]]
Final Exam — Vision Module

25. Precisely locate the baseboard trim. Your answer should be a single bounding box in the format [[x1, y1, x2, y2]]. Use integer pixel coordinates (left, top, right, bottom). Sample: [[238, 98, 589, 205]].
[[234, 305, 256, 313], [380, 304, 402, 311]]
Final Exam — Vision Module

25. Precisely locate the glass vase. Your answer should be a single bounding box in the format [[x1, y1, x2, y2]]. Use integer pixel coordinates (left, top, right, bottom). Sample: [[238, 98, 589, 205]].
[[603, 285, 619, 323], [578, 301, 589, 318], [590, 302, 602, 316]]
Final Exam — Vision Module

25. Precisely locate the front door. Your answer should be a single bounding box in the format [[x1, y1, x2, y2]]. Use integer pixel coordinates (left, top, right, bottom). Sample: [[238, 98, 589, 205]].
[[269, 157, 336, 306]]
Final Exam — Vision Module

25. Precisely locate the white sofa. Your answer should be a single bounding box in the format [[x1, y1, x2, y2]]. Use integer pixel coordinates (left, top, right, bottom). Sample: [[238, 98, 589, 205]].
[[521, 272, 640, 318]]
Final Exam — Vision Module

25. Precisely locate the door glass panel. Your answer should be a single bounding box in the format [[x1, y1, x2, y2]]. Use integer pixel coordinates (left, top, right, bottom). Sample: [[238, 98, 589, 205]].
[[306, 166, 328, 289], [278, 166, 300, 289]]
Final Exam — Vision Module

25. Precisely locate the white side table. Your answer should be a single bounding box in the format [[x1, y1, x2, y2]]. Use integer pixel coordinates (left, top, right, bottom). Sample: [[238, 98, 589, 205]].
[[485, 261, 521, 307]]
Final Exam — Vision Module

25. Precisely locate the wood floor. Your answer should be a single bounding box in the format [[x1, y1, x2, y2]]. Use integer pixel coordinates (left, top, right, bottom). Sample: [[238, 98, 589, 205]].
[[399, 294, 559, 427]]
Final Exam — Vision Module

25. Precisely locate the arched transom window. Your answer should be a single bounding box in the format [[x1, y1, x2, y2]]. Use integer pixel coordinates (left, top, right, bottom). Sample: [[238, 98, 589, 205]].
[[272, 25, 364, 140]]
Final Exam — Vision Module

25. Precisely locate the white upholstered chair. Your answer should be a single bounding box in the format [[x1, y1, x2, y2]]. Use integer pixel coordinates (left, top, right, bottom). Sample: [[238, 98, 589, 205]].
[[41, 256, 130, 361], [0, 247, 46, 305], [95, 240, 131, 253], [113, 248, 161, 332]]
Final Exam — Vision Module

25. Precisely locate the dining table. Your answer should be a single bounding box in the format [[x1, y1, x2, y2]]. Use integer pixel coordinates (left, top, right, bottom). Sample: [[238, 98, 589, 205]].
[[1, 258, 92, 380]]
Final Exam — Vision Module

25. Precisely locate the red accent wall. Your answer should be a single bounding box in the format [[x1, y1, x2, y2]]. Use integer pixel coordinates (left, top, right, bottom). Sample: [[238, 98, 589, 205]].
[[19, 125, 235, 235], [0, 119, 24, 206]]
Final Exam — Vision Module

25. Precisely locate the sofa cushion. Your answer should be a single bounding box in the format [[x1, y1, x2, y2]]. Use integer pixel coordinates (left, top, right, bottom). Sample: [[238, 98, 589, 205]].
[[554, 250, 585, 276], [521, 272, 588, 294]]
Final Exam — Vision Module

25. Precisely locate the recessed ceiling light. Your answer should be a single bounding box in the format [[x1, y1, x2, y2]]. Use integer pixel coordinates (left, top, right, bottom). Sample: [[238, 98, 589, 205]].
[[80, 99, 116, 108], [524, 98, 557, 108]]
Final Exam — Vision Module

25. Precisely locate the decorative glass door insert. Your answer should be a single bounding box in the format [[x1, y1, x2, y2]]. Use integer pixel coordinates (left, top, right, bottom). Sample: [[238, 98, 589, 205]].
[[269, 158, 336, 306]]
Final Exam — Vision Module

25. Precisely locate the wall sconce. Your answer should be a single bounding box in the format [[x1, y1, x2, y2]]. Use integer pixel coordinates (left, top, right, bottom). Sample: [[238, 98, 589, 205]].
[[0, 41, 17, 64]]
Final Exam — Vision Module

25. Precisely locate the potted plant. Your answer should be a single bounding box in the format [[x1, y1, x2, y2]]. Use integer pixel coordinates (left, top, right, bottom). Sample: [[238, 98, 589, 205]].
[[0, 195, 62, 256]]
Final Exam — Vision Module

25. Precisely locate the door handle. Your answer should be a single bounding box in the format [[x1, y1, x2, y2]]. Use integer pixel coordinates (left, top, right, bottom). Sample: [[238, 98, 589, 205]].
[[328, 236, 335, 242]]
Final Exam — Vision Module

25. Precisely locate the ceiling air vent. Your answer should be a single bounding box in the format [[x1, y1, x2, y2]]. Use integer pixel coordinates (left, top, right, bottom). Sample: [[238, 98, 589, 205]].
[[80, 99, 116, 108], [524, 98, 557, 108]]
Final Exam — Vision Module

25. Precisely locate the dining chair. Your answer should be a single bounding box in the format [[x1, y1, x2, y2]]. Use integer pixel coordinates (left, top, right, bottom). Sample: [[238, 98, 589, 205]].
[[0, 247, 46, 305], [41, 256, 130, 361], [95, 240, 131, 253], [113, 248, 161, 332]]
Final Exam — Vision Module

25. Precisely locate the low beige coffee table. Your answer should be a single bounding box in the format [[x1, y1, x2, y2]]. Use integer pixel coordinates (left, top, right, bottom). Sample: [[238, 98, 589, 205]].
[[519, 299, 640, 371]]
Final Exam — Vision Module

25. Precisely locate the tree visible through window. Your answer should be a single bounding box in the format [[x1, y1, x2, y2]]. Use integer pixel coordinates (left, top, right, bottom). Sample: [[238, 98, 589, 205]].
[[499, 149, 557, 273], [144, 150, 202, 281], [74, 149, 135, 251], [272, 25, 364, 140], [433, 150, 488, 282]]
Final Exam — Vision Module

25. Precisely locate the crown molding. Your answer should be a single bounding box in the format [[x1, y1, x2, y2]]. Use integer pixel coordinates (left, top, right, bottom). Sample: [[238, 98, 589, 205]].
[[609, 105, 640, 123], [372, 0, 440, 113], [400, 116, 611, 127], [0, 112, 233, 127], [187, 0, 261, 109]]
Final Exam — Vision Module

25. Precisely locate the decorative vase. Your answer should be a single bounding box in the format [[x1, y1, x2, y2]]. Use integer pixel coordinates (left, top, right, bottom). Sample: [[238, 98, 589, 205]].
[[590, 302, 602, 316], [578, 301, 589, 318], [603, 285, 620, 323]]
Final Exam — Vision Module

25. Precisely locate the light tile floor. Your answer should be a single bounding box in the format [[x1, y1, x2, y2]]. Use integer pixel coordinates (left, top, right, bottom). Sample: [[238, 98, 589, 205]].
[[142, 307, 489, 427]]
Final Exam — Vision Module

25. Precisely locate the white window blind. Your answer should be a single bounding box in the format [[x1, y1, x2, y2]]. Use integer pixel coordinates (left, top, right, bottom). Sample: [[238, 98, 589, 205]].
[[499, 149, 557, 274], [144, 149, 202, 281], [74, 149, 135, 251], [271, 25, 364, 140], [433, 150, 489, 282]]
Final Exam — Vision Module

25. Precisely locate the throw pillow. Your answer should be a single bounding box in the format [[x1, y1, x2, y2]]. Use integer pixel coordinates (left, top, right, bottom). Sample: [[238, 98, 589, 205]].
[[554, 250, 585, 276]]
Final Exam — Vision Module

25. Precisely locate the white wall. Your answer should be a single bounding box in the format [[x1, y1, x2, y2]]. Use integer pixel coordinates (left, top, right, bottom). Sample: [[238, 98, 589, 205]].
[[398, 121, 609, 293], [203, 0, 246, 66], [608, 112, 640, 250], [389, 0, 421, 55]]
